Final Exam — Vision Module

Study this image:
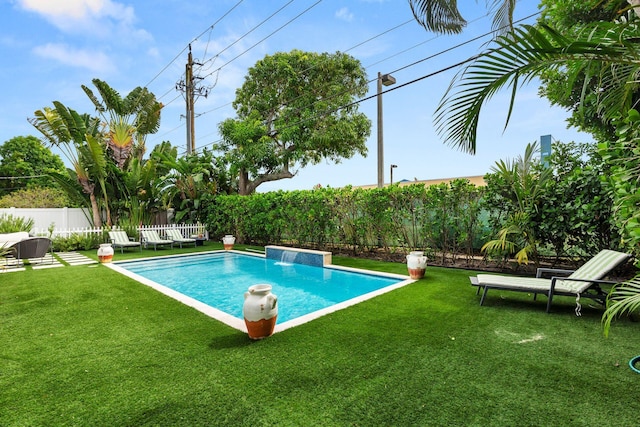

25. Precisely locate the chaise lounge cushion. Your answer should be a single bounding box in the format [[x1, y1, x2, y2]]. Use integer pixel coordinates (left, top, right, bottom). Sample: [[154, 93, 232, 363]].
[[0, 232, 30, 248], [471, 249, 632, 313]]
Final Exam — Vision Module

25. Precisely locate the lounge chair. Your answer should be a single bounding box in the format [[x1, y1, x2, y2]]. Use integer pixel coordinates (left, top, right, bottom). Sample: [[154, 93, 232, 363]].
[[6, 237, 53, 266], [140, 230, 173, 251], [470, 249, 632, 314], [108, 231, 141, 253], [165, 229, 196, 248]]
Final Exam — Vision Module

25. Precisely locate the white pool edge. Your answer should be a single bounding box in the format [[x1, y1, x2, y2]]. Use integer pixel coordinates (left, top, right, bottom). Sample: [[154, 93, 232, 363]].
[[105, 250, 415, 334]]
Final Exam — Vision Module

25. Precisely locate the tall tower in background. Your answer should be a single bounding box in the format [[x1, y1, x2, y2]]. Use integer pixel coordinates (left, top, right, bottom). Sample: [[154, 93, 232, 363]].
[[540, 134, 552, 167]]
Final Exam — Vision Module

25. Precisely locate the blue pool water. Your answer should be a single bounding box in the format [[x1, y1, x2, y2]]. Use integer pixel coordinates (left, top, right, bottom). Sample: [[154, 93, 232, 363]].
[[117, 252, 404, 324]]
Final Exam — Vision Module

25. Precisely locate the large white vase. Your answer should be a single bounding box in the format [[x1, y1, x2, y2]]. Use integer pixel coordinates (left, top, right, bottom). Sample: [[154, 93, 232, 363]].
[[222, 234, 235, 250], [97, 243, 114, 263], [243, 284, 278, 340], [406, 251, 427, 279]]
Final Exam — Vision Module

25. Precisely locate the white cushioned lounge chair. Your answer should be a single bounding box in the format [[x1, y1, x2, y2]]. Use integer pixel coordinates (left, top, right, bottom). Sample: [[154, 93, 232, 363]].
[[140, 230, 173, 251], [165, 229, 196, 248], [108, 230, 141, 253], [470, 249, 632, 314]]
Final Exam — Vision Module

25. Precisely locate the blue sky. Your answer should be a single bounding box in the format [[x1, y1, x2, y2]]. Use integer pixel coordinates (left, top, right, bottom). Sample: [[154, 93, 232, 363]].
[[1, 0, 591, 192]]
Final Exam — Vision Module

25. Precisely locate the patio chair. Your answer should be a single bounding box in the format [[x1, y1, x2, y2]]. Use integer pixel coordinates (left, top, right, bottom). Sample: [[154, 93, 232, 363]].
[[140, 230, 173, 251], [165, 229, 196, 248], [470, 249, 632, 314], [108, 230, 141, 253], [6, 237, 53, 266]]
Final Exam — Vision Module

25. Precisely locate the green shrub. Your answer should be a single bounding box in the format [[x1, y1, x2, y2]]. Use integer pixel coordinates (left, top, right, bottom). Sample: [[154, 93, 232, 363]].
[[0, 213, 35, 233]]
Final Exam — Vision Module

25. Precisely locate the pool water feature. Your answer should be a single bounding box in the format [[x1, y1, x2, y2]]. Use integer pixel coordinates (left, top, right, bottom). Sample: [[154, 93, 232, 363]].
[[108, 250, 412, 333]]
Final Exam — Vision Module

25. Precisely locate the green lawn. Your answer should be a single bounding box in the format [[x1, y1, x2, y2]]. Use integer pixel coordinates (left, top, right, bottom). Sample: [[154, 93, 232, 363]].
[[1, 247, 639, 426]]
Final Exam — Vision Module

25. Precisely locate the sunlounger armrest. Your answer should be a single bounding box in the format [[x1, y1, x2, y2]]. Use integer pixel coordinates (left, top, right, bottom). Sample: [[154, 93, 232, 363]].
[[536, 267, 574, 278], [550, 277, 619, 286]]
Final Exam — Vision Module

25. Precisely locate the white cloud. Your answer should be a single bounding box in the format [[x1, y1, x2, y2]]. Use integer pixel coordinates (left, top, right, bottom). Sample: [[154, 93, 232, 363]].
[[17, 0, 151, 42], [335, 7, 354, 22], [33, 43, 115, 73]]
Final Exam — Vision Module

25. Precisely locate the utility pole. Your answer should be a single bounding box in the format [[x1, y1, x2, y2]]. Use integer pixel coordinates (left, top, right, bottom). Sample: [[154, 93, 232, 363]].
[[176, 45, 209, 155], [185, 48, 194, 154]]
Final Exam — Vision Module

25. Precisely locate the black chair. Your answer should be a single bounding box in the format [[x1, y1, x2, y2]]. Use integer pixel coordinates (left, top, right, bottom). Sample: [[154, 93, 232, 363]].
[[7, 238, 53, 266]]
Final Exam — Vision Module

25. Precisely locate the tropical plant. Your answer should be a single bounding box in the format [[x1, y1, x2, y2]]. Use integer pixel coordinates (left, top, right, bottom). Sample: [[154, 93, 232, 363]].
[[434, 20, 640, 153], [157, 148, 221, 224], [603, 276, 640, 336], [481, 142, 550, 265], [0, 213, 35, 233], [82, 79, 162, 168], [28, 102, 105, 227], [408, 0, 516, 35]]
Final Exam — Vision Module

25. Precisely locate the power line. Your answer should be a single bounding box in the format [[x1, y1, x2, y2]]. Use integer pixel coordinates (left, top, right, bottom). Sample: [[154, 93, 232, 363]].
[[222, 11, 542, 153], [194, 0, 297, 74], [143, 0, 245, 89], [200, 0, 323, 79]]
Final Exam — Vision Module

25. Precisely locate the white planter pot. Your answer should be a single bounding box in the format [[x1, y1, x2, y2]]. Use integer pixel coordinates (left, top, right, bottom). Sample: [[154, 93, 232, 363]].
[[406, 252, 427, 279], [98, 243, 114, 263], [243, 284, 278, 340]]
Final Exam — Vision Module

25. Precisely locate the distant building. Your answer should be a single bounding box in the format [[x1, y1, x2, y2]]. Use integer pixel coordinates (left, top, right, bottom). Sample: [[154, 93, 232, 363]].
[[355, 175, 486, 189]]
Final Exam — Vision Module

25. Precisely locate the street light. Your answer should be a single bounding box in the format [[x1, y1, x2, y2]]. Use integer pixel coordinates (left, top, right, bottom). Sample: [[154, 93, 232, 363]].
[[390, 164, 398, 185], [377, 72, 396, 188]]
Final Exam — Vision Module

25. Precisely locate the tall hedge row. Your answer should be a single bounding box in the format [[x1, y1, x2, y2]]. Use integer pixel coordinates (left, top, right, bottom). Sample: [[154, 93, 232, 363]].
[[204, 180, 489, 262]]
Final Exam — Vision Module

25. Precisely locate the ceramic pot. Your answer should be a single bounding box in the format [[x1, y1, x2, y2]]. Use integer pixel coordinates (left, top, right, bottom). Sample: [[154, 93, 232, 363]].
[[406, 252, 427, 279], [243, 284, 278, 340], [222, 234, 235, 250], [98, 243, 114, 263]]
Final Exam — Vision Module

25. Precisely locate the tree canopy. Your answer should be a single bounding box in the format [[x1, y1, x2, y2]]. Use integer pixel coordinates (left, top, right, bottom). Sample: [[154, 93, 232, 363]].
[[218, 50, 371, 195], [0, 135, 67, 196]]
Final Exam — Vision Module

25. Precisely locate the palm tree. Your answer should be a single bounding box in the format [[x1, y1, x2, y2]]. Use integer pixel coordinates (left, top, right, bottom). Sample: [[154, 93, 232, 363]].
[[28, 102, 107, 227], [82, 79, 162, 169], [408, 0, 516, 35]]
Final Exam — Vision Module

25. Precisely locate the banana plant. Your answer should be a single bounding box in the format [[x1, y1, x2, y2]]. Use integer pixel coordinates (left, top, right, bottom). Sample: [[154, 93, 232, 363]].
[[28, 102, 106, 227]]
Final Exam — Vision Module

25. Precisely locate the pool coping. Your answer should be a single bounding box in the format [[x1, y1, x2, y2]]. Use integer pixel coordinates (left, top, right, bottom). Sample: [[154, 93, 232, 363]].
[[105, 249, 415, 334]]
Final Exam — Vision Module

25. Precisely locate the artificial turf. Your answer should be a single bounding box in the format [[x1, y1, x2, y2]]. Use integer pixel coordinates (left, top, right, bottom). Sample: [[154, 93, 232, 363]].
[[1, 248, 639, 426]]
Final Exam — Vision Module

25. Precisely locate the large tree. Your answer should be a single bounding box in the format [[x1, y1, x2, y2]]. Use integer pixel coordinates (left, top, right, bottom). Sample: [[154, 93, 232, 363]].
[[0, 135, 66, 196], [218, 50, 371, 195]]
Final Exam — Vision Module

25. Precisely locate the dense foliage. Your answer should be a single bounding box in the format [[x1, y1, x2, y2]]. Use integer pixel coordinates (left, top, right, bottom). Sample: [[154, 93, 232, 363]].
[[205, 181, 487, 263], [0, 136, 67, 196], [218, 50, 371, 195]]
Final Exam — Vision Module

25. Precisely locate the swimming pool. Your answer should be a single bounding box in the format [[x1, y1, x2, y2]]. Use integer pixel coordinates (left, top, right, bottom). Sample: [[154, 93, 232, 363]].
[[108, 250, 413, 333]]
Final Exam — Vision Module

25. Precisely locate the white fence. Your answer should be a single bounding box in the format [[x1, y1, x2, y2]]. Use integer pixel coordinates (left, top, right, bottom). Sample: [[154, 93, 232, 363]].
[[0, 208, 209, 240], [30, 224, 209, 241], [0, 207, 92, 231]]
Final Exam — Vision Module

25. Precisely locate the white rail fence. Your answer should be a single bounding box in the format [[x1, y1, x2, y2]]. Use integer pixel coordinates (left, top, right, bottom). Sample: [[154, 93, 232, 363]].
[[31, 224, 209, 241]]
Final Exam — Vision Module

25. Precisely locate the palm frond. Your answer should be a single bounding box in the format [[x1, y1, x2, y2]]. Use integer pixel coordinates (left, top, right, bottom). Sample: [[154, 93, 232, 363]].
[[435, 22, 640, 153], [603, 274, 640, 336], [408, 0, 466, 35]]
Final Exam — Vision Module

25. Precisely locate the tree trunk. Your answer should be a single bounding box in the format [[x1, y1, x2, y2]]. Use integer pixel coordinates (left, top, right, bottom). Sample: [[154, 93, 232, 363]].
[[238, 168, 294, 195], [89, 192, 102, 228]]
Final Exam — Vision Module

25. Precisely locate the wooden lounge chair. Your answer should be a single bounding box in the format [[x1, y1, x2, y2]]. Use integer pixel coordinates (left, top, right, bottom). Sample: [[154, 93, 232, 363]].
[[470, 249, 632, 314], [108, 231, 141, 253], [165, 229, 196, 248], [140, 230, 173, 251]]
